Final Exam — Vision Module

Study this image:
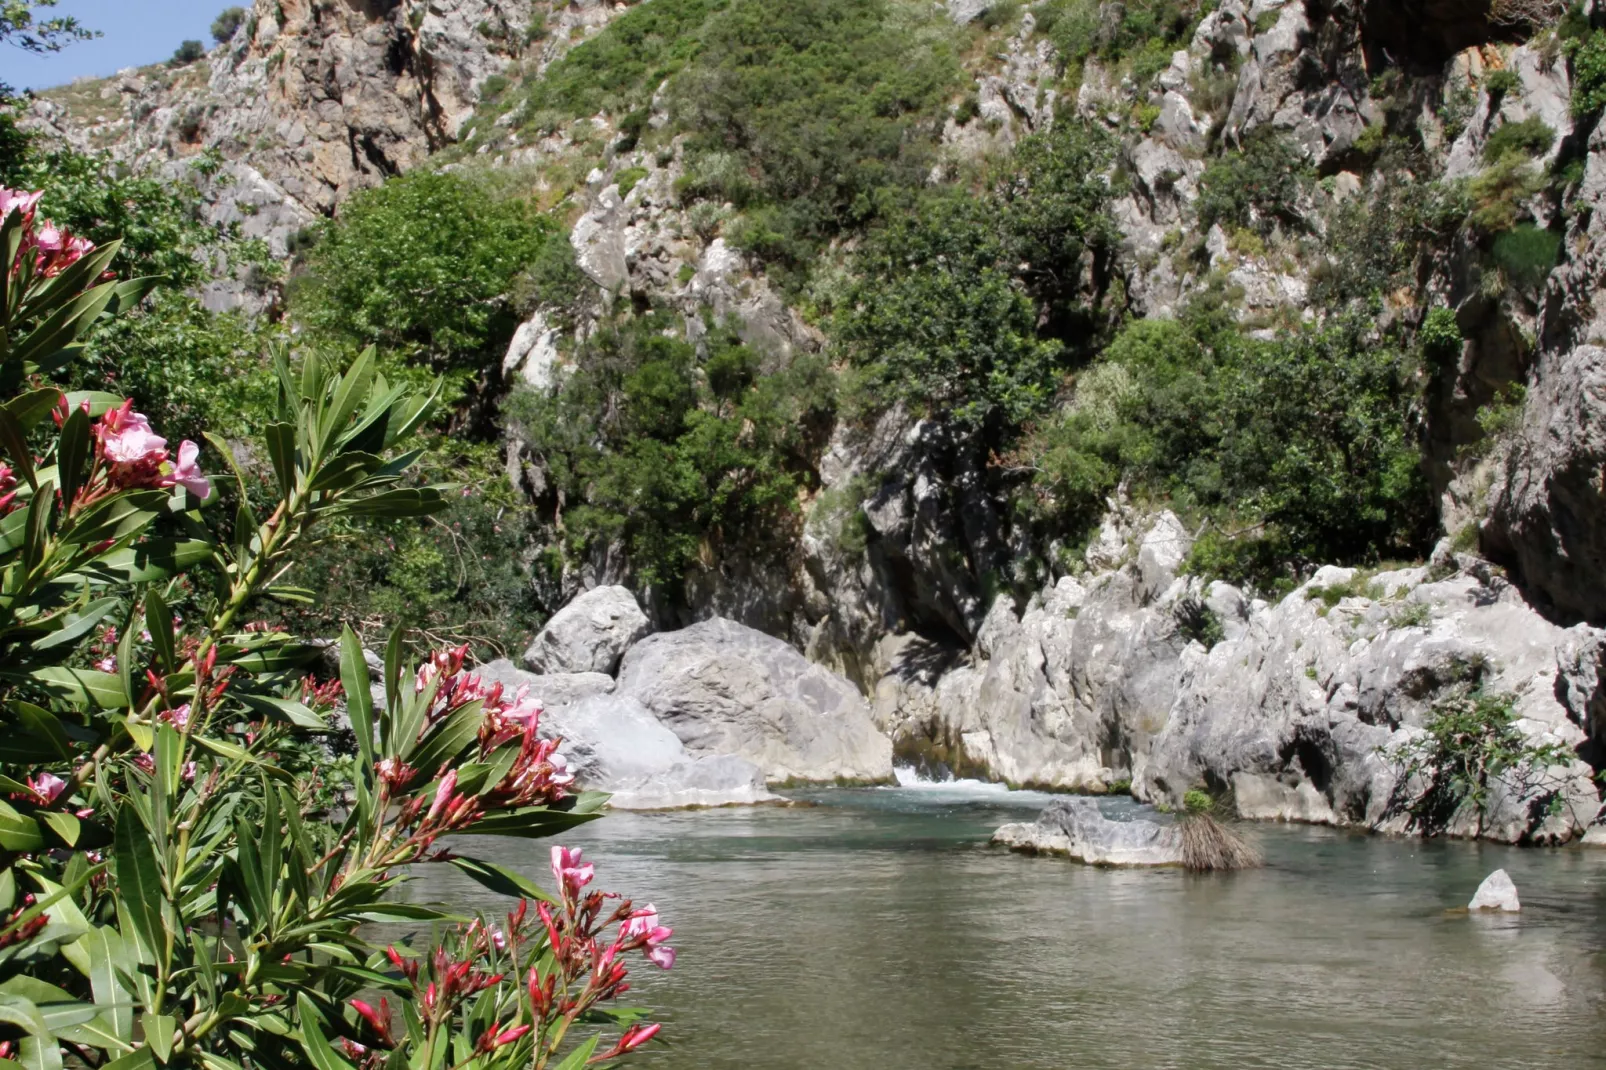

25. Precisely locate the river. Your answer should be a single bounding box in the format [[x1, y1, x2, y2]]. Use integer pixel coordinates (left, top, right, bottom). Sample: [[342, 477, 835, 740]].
[[416, 781, 1606, 1069]]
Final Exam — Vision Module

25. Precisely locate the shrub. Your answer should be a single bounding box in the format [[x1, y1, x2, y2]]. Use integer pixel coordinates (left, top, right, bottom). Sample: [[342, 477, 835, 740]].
[[170, 38, 205, 65], [210, 5, 247, 44], [1491, 222, 1561, 291], [291, 170, 572, 387], [1386, 690, 1575, 836], [1175, 596, 1226, 649], [614, 165, 649, 197], [665, 0, 961, 266], [838, 122, 1114, 435], [1568, 28, 1606, 117], [506, 315, 835, 589], [1466, 154, 1548, 234], [1196, 128, 1310, 236], [1419, 306, 1464, 365], [1481, 115, 1555, 163], [1031, 313, 1436, 590], [1483, 67, 1521, 99]]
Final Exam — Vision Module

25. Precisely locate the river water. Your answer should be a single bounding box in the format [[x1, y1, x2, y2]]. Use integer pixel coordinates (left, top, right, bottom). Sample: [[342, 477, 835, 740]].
[[417, 781, 1606, 1070]]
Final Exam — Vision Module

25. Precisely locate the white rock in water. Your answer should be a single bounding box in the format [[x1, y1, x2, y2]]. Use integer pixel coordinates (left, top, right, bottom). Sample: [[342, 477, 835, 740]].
[[523, 586, 651, 676], [1468, 869, 1521, 912], [992, 797, 1182, 866]]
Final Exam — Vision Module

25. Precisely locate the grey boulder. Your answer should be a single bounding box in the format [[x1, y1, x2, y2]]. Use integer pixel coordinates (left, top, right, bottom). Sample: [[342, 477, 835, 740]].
[[523, 586, 651, 676], [617, 617, 894, 784], [1468, 869, 1521, 912], [473, 659, 777, 810], [992, 796, 1183, 866]]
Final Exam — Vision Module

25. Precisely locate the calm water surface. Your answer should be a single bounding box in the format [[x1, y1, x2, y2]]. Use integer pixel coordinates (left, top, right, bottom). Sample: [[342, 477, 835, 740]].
[[416, 783, 1606, 1070]]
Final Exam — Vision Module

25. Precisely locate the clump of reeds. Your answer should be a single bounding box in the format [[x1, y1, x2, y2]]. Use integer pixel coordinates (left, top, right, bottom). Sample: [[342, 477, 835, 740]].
[[1178, 799, 1263, 873]]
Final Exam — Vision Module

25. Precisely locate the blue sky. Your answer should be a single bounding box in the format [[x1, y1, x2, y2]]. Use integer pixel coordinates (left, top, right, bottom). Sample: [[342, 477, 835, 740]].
[[8, 1, 231, 90]]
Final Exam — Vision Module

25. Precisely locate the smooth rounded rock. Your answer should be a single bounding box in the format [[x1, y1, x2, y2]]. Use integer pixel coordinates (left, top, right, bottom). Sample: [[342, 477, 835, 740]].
[[523, 585, 651, 676]]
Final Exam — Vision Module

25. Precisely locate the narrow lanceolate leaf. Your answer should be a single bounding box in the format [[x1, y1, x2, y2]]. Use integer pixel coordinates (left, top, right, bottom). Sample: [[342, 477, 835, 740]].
[[264, 422, 297, 498], [551, 1036, 599, 1070], [338, 627, 373, 767], [112, 801, 164, 964], [142, 1012, 175, 1063], [0, 403, 38, 490], [25, 666, 128, 709], [56, 406, 92, 510], [31, 596, 120, 652], [446, 857, 555, 902], [235, 693, 327, 731], [0, 801, 44, 853], [144, 591, 175, 674], [77, 926, 134, 1044], [294, 993, 355, 1070]]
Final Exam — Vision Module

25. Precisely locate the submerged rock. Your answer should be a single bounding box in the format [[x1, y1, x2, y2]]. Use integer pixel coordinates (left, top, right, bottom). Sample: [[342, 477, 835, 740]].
[[1468, 869, 1521, 913], [991, 797, 1183, 866], [617, 617, 894, 784], [523, 585, 651, 676]]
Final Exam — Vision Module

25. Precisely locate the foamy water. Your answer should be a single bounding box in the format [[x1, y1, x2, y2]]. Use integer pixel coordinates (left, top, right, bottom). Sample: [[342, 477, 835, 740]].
[[886, 764, 1058, 806]]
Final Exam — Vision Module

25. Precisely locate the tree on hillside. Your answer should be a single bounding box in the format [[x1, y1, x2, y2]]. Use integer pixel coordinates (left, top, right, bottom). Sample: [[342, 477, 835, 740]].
[[211, 5, 247, 44], [0, 0, 95, 55], [171, 38, 206, 65]]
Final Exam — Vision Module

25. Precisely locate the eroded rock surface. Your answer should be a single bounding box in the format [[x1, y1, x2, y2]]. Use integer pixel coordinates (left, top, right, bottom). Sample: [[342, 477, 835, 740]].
[[992, 797, 1183, 866], [523, 585, 651, 676], [616, 617, 894, 784]]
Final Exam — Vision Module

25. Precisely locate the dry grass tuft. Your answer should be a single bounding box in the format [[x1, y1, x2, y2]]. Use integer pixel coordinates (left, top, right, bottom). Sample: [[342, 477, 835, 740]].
[[1179, 812, 1263, 872]]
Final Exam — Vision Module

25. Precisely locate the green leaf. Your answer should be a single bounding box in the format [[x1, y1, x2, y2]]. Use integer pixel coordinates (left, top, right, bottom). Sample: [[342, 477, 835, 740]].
[[330, 487, 451, 518], [98, 1048, 155, 1070], [263, 422, 297, 498], [25, 667, 128, 709], [86, 539, 215, 585], [235, 693, 327, 731], [142, 1012, 175, 1063], [0, 801, 44, 852], [320, 347, 376, 457], [294, 993, 356, 1070], [38, 811, 80, 847], [30, 596, 120, 653], [339, 627, 374, 768], [0, 404, 39, 491], [5, 388, 68, 430], [144, 591, 175, 674], [457, 804, 607, 840], [10, 701, 75, 760], [56, 406, 92, 510], [113, 801, 164, 963], [76, 927, 133, 1045], [446, 857, 554, 902], [551, 1036, 599, 1070]]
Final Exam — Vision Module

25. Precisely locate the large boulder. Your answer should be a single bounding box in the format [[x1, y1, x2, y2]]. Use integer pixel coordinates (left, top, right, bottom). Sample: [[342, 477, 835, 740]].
[[523, 586, 651, 676], [992, 797, 1183, 866], [617, 617, 894, 784], [474, 660, 777, 809]]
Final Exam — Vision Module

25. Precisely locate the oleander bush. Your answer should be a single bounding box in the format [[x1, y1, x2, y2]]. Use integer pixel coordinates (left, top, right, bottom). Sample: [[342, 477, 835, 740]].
[[0, 187, 672, 1070]]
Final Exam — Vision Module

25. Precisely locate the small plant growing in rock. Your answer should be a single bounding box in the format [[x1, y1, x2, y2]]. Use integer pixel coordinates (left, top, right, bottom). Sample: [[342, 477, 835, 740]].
[[1175, 596, 1226, 650], [1388, 601, 1433, 630], [1385, 690, 1575, 836], [1178, 788, 1261, 871]]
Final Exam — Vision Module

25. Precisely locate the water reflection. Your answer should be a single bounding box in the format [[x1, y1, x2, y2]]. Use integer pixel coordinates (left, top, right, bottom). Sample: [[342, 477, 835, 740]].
[[409, 788, 1606, 1070]]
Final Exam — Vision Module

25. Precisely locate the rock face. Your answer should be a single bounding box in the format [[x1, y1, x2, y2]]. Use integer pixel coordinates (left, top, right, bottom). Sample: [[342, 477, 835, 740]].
[[474, 660, 777, 809], [616, 617, 894, 784], [1468, 869, 1521, 912], [878, 510, 1605, 845], [992, 797, 1183, 866], [523, 586, 652, 676]]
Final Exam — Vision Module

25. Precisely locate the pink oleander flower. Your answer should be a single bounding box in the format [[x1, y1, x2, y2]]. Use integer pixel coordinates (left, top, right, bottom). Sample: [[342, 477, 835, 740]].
[[0, 189, 42, 223], [170, 440, 211, 500], [349, 998, 395, 1047], [550, 845, 594, 896], [95, 400, 170, 489], [94, 656, 116, 673], [160, 703, 192, 732], [28, 772, 66, 805]]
